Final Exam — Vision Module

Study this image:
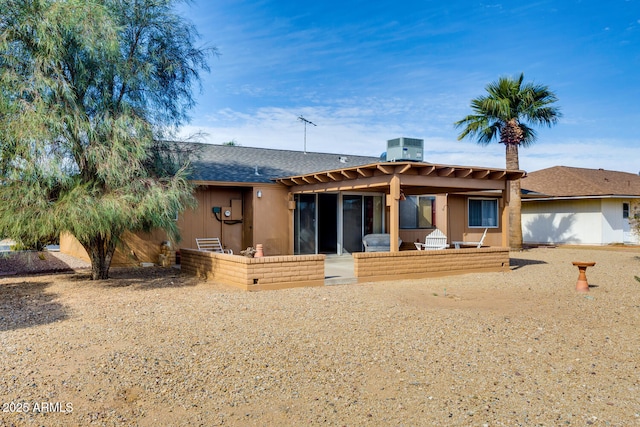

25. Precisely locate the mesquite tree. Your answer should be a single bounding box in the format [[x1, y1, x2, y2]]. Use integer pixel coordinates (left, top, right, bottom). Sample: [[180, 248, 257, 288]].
[[0, 0, 213, 279]]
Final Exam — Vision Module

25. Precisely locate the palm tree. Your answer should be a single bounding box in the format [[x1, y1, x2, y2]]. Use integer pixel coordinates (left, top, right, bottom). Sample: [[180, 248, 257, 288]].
[[455, 73, 561, 249]]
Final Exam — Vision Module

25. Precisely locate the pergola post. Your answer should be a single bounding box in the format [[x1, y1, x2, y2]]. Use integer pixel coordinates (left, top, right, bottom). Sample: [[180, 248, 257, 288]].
[[389, 174, 401, 252], [501, 184, 510, 247]]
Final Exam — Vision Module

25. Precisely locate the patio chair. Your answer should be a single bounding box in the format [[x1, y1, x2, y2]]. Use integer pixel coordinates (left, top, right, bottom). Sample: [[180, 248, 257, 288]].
[[415, 228, 448, 250], [195, 237, 233, 254], [362, 234, 402, 252], [452, 228, 488, 249]]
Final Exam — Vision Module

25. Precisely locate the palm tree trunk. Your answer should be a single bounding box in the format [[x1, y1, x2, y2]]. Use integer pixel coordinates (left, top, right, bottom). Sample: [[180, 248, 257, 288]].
[[506, 143, 523, 250]]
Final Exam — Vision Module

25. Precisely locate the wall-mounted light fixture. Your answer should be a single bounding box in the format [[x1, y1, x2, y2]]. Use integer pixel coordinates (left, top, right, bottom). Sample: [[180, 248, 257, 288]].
[[257, 190, 262, 198]]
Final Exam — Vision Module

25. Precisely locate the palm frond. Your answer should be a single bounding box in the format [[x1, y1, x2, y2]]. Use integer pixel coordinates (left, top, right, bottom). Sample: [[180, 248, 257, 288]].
[[455, 73, 560, 150]]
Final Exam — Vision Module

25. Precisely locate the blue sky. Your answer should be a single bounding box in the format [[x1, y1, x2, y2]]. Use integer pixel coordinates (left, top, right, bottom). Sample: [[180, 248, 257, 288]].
[[177, 0, 640, 173]]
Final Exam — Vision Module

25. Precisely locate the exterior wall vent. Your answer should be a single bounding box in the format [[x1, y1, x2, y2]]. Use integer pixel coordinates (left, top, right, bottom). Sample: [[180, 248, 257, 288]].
[[386, 137, 424, 161]]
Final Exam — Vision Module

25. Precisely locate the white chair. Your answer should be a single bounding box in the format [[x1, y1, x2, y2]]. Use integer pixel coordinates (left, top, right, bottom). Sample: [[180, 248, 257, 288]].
[[195, 237, 233, 254], [452, 228, 487, 249], [415, 228, 448, 250]]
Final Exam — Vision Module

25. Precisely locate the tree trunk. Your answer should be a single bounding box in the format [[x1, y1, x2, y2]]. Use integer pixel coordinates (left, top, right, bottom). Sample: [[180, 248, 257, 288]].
[[87, 235, 116, 280], [506, 143, 523, 250]]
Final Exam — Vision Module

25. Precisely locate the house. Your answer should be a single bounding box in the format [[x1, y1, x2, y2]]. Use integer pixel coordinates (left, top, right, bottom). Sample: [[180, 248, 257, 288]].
[[61, 143, 379, 263], [61, 142, 523, 286], [521, 166, 640, 245]]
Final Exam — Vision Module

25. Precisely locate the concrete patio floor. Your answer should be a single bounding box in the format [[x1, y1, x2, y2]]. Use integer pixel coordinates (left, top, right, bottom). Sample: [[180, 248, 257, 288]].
[[324, 254, 356, 285]]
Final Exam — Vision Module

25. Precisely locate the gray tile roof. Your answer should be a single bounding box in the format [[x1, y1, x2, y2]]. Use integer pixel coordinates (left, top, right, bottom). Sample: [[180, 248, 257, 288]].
[[186, 143, 381, 183], [521, 166, 640, 197]]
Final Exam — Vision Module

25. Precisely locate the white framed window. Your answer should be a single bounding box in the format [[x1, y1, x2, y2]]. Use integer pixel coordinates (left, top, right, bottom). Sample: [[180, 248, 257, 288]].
[[400, 195, 435, 229], [468, 198, 499, 228], [623, 202, 630, 219]]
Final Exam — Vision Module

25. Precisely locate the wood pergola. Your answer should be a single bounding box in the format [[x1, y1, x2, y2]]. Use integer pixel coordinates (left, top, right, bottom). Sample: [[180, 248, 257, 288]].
[[275, 161, 525, 251]]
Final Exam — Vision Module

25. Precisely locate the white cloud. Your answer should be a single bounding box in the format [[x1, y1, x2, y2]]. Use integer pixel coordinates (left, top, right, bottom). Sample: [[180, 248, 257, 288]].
[[180, 105, 640, 175]]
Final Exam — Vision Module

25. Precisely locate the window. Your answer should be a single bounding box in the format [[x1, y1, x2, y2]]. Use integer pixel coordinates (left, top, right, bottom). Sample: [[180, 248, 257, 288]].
[[468, 198, 499, 228], [623, 202, 630, 219], [400, 195, 435, 229]]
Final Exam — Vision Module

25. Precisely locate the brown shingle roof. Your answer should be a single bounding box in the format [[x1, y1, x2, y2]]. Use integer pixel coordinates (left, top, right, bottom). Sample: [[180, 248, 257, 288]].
[[521, 166, 640, 198]]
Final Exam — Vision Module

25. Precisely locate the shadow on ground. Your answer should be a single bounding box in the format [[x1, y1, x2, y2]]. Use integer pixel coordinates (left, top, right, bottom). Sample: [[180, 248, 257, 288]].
[[95, 267, 200, 290], [0, 281, 68, 331], [510, 258, 548, 270]]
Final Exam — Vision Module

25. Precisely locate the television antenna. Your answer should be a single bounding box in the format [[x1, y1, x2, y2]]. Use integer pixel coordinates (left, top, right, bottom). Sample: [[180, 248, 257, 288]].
[[297, 115, 316, 153]]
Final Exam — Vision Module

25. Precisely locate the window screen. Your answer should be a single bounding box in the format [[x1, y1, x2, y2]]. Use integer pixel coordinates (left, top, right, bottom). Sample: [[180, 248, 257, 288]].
[[400, 195, 435, 229], [468, 199, 498, 228]]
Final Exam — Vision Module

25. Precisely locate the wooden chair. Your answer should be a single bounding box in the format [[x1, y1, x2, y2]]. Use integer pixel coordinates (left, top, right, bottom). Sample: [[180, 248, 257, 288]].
[[415, 228, 448, 250], [452, 228, 488, 249], [195, 237, 233, 254]]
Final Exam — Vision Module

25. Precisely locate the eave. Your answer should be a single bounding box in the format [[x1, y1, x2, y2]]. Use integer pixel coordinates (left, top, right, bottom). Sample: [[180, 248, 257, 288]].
[[274, 161, 525, 194]]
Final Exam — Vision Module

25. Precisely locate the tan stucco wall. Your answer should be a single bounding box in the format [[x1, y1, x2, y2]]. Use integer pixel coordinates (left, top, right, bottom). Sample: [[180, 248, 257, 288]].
[[178, 184, 290, 256], [60, 232, 90, 262], [250, 185, 291, 256], [181, 248, 325, 290], [60, 186, 508, 264], [178, 186, 246, 254], [398, 194, 504, 248], [60, 229, 170, 266], [60, 183, 294, 265], [447, 194, 504, 247]]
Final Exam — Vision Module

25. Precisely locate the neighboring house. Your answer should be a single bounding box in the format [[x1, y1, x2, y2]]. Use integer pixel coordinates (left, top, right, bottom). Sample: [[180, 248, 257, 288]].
[[61, 142, 523, 264], [521, 166, 640, 245]]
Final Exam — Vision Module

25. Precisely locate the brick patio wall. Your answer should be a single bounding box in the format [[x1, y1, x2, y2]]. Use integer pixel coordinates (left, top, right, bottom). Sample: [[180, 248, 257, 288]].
[[180, 248, 325, 291], [353, 247, 510, 281]]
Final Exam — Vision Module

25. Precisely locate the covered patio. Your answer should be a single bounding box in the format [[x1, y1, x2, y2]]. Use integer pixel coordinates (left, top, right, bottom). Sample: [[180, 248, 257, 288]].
[[182, 160, 524, 290], [276, 160, 525, 254]]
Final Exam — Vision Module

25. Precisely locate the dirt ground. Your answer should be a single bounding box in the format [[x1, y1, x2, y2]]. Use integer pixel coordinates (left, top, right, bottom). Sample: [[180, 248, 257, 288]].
[[1, 247, 640, 426]]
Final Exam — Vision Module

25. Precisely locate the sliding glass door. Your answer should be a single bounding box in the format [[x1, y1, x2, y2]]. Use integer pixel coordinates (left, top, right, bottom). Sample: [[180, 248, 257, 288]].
[[342, 194, 383, 254], [294, 194, 316, 254], [342, 195, 363, 253], [295, 193, 384, 255]]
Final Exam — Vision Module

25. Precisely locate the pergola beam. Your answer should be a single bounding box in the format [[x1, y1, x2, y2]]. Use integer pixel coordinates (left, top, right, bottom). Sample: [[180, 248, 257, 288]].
[[302, 175, 317, 184], [455, 168, 473, 178], [472, 170, 490, 179], [377, 164, 395, 174], [418, 165, 437, 176], [436, 167, 455, 177], [326, 172, 342, 181], [341, 170, 357, 179], [396, 164, 412, 174], [357, 167, 373, 177]]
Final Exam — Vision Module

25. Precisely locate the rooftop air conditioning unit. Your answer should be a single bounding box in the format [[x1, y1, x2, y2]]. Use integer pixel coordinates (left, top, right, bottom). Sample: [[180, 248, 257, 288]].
[[386, 137, 424, 161]]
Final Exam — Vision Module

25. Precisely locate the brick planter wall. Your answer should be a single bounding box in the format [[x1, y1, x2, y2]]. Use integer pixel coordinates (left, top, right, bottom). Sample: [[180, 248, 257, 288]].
[[353, 247, 510, 281], [181, 249, 325, 291]]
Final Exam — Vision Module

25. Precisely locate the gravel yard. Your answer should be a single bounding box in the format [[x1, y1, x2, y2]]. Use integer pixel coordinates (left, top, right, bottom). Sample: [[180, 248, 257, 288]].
[[1, 247, 640, 426]]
